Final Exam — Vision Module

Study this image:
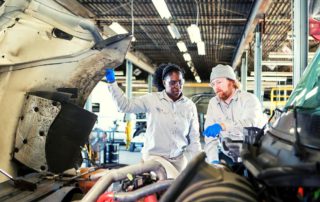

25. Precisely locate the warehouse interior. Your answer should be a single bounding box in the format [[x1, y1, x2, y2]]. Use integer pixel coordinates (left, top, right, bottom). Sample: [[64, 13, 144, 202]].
[[0, 0, 320, 201]]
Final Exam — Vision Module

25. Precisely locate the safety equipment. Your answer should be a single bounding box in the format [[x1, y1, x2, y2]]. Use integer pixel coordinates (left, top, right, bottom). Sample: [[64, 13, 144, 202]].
[[105, 69, 115, 83], [203, 123, 222, 138]]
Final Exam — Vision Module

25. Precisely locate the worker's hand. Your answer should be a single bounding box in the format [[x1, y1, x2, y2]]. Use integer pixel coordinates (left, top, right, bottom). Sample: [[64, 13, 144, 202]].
[[203, 123, 222, 138], [105, 68, 115, 83]]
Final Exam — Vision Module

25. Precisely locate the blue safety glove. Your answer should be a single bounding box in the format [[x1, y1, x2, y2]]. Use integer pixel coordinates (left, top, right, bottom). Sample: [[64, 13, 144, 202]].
[[203, 123, 222, 138], [105, 68, 115, 83]]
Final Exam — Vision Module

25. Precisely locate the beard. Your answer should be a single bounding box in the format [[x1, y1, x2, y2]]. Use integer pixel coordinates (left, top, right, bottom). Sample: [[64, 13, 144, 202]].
[[217, 91, 232, 100], [216, 82, 234, 101]]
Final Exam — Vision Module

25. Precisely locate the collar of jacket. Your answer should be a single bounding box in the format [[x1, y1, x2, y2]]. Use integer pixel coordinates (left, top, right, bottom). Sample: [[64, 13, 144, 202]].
[[159, 90, 185, 102]]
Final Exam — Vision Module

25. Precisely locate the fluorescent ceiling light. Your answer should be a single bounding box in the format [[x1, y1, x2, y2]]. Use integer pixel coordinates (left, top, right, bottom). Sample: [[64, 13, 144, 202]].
[[167, 23, 181, 39], [197, 41, 205, 55], [195, 75, 201, 83], [187, 24, 201, 43], [193, 71, 198, 77], [187, 61, 193, 67], [151, 0, 172, 19], [109, 22, 128, 34], [177, 41, 187, 52], [183, 53, 191, 61]]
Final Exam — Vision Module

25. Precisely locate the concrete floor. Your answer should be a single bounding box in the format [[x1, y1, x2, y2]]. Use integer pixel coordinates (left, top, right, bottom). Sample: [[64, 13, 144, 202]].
[[118, 145, 142, 165]]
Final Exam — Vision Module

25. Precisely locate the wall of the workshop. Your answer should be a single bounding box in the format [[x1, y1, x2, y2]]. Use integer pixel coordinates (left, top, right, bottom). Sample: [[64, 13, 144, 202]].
[[183, 86, 213, 114]]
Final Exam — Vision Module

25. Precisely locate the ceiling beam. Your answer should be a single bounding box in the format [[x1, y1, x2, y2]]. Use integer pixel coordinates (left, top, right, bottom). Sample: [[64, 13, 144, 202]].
[[55, 0, 95, 18], [125, 51, 155, 74], [232, 0, 273, 69], [96, 17, 247, 23]]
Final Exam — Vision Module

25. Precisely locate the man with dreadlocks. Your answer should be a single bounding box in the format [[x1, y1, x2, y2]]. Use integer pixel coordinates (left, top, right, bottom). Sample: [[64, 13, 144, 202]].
[[105, 64, 202, 172]]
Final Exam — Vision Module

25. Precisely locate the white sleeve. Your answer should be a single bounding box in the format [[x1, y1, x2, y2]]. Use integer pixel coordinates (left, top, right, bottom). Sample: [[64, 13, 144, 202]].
[[108, 82, 149, 113], [204, 137, 219, 163], [186, 103, 202, 158], [204, 99, 219, 162]]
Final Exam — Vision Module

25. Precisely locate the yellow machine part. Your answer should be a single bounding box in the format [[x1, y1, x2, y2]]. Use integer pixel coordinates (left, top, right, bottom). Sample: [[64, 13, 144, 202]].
[[125, 121, 132, 150]]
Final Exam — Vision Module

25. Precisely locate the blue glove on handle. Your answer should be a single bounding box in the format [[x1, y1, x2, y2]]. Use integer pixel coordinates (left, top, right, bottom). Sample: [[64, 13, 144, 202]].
[[105, 68, 115, 83], [203, 123, 222, 138]]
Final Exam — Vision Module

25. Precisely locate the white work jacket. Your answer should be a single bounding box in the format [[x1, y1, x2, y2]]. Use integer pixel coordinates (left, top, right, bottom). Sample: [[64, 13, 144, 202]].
[[108, 82, 202, 159], [204, 89, 266, 163]]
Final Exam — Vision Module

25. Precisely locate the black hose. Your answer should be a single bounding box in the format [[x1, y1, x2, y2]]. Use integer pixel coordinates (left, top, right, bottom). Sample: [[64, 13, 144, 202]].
[[114, 180, 173, 202]]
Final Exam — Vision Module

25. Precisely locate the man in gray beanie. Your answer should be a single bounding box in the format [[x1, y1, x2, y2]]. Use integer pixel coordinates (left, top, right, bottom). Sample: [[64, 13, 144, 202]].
[[203, 64, 265, 165]]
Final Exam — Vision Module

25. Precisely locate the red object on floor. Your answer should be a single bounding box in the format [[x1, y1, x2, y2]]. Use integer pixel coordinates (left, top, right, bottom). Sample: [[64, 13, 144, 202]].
[[96, 192, 115, 202], [297, 186, 304, 198], [144, 194, 157, 202], [309, 18, 320, 41]]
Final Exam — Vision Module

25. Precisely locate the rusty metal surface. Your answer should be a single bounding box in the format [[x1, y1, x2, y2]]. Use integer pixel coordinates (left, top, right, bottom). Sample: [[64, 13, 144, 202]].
[[14, 95, 61, 173]]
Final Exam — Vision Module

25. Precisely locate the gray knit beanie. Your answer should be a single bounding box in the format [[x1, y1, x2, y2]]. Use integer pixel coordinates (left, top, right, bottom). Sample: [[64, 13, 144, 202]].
[[210, 64, 237, 82]]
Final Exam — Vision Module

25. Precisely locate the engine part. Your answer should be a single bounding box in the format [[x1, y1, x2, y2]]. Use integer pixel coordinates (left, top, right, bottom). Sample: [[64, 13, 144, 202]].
[[242, 48, 320, 187], [114, 180, 173, 202], [81, 160, 167, 202], [242, 112, 320, 186], [160, 152, 257, 202]]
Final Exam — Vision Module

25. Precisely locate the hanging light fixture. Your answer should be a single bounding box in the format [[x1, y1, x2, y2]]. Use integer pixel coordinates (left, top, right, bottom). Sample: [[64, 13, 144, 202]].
[[177, 41, 187, 52], [187, 24, 201, 43], [167, 23, 181, 39], [151, 0, 172, 19], [183, 53, 191, 61], [195, 75, 201, 83], [187, 61, 194, 67], [197, 41, 205, 55]]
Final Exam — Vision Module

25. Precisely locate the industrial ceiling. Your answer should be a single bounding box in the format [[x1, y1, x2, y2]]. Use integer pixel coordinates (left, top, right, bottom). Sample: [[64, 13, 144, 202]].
[[75, 0, 318, 83], [1, 0, 318, 83]]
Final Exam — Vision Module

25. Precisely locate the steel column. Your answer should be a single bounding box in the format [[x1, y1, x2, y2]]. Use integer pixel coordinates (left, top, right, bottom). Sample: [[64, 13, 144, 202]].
[[293, 0, 308, 87], [126, 60, 133, 99], [241, 51, 248, 92], [148, 74, 153, 93], [254, 27, 262, 103]]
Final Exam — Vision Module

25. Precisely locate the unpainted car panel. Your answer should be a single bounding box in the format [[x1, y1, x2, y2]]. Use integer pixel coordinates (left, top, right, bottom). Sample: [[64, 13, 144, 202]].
[[0, 0, 131, 182]]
